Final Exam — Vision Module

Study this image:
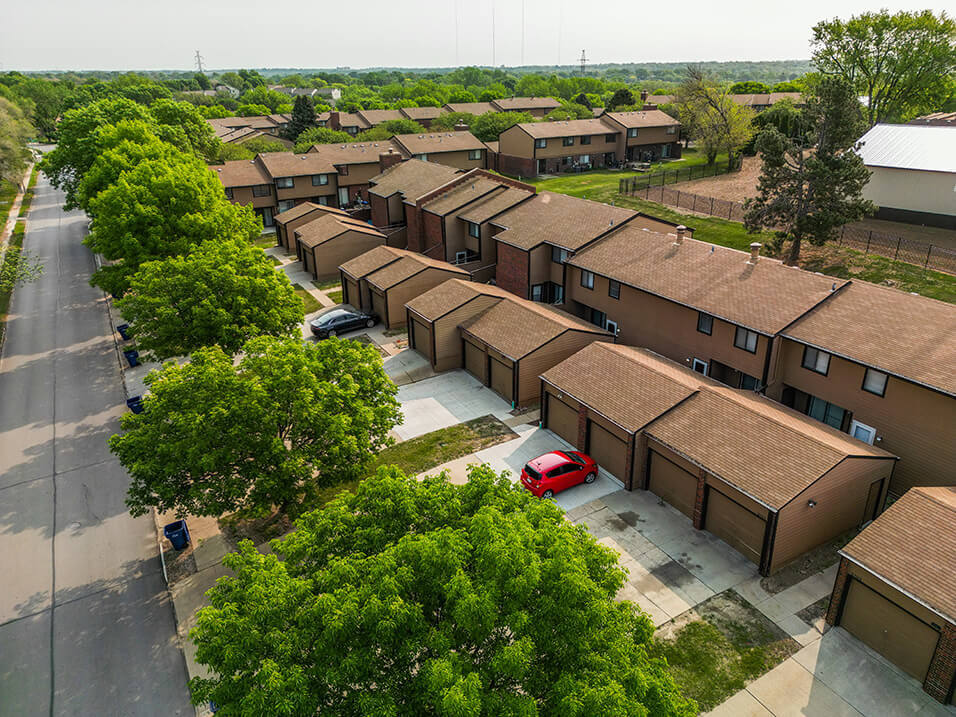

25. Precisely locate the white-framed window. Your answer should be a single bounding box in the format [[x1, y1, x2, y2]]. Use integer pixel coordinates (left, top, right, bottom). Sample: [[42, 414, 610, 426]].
[[312, 174, 328, 186], [275, 176, 294, 189], [468, 149, 482, 160], [534, 138, 547, 149], [850, 420, 877, 445], [802, 346, 830, 375], [734, 326, 758, 353], [467, 221, 480, 238], [862, 368, 888, 397], [580, 270, 594, 289], [692, 358, 708, 375]]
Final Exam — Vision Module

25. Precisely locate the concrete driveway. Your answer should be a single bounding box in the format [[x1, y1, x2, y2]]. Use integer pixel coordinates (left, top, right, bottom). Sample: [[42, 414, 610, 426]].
[[709, 628, 956, 717], [394, 370, 515, 440]]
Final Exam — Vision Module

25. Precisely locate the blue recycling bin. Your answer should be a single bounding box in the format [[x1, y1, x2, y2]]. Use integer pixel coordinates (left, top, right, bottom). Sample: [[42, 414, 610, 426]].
[[116, 323, 131, 340], [163, 520, 190, 550], [126, 395, 144, 414], [123, 349, 140, 367]]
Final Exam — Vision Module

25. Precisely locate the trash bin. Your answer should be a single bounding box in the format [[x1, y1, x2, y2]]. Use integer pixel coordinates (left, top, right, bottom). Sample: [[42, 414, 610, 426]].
[[116, 323, 131, 340], [123, 349, 140, 367], [163, 520, 190, 550], [126, 396, 144, 414]]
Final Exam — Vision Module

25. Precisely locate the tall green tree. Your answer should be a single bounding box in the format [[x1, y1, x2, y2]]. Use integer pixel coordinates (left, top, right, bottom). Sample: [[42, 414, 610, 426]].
[[608, 88, 636, 109], [285, 95, 316, 140], [0, 97, 34, 186], [149, 98, 220, 161], [116, 240, 304, 360], [470, 111, 534, 142], [293, 126, 354, 152], [85, 155, 260, 294], [431, 111, 476, 131], [188, 465, 697, 716], [355, 118, 426, 141], [811, 10, 956, 124], [744, 77, 875, 265], [677, 67, 754, 164], [111, 336, 401, 517], [729, 81, 771, 94]]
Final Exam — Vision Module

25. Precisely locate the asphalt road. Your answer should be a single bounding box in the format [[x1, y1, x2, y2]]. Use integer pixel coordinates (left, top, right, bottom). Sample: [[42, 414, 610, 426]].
[[0, 171, 192, 715]]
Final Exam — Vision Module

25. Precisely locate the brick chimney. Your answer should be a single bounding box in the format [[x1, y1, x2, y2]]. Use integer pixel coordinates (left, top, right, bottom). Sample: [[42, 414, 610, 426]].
[[641, 90, 648, 103], [748, 242, 762, 264], [674, 225, 687, 245], [453, 121, 469, 132], [379, 149, 403, 173], [329, 111, 341, 131]]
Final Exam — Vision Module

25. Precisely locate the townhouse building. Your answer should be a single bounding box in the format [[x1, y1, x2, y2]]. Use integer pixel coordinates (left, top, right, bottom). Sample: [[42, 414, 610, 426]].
[[390, 131, 488, 170], [441, 97, 561, 117]]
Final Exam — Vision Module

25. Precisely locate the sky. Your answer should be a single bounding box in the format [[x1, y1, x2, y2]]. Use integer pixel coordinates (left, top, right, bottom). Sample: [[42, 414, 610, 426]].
[[2, 0, 951, 71]]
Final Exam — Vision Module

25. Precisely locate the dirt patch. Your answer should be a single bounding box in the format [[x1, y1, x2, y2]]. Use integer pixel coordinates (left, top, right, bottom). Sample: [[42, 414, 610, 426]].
[[760, 528, 856, 594], [677, 156, 761, 203], [797, 596, 830, 628], [351, 333, 389, 358], [220, 511, 293, 548], [165, 548, 198, 583]]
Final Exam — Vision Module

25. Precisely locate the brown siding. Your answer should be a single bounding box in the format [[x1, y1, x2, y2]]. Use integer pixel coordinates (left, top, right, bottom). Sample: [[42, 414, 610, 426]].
[[276, 175, 336, 203], [495, 243, 530, 299], [337, 162, 381, 188], [382, 269, 468, 329], [516, 330, 612, 405], [566, 269, 769, 382], [343, 276, 362, 310], [429, 295, 503, 372], [646, 445, 698, 518], [464, 338, 486, 383], [588, 421, 628, 480], [310, 231, 386, 281], [370, 287, 387, 325], [543, 389, 580, 446], [409, 316, 433, 363], [497, 125, 534, 159], [771, 457, 895, 572], [769, 338, 955, 495], [528, 244, 555, 290], [416, 149, 485, 171], [704, 486, 767, 565]]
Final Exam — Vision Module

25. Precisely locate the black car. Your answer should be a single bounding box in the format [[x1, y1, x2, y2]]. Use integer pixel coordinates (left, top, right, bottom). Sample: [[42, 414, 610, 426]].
[[309, 307, 378, 339]]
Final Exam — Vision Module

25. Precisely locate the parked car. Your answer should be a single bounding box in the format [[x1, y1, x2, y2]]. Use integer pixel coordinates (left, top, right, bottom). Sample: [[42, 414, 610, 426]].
[[309, 307, 378, 339], [520, 450, 598, 499]]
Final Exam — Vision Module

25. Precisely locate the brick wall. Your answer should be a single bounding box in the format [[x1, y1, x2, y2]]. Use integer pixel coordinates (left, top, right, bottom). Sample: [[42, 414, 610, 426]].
[[825, 558, 850, 626], [924, 623, 956, 703], [347, 185, 367, 203], [497, 154, 536, 179], [495, 243, 529, 299], [692, 470, 707, 529], [421, 211, 445, 260], [406, 205, 421, 252], [576, 405, 588, 451], [370, 194, 389, 227]]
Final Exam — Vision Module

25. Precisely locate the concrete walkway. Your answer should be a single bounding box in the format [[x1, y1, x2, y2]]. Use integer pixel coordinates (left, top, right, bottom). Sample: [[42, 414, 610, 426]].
[[0, 163, 34, 249]]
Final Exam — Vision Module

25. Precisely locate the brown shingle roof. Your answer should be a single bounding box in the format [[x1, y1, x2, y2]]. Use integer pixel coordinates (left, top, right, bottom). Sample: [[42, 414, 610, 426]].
[[211, 159, 272, 188], [339, 245, 404, 279], [400, 106, 443, 121], [356, 109, 404, 125], [257, 152, 336, 178], [405, 278, 512, 320], [368, 159, 460, 200], [841, 487, 956, 623], [334, 112, 371, 129], [459, 293, 611, 359], [603, 109, 681, 129], [422, 177, 501, 215], [515, 118, 616, 139], [443, 102, 495, 115], [275, 202, 326, 224], [782, 282, 956, 396], [457, 186, 534, 224], [392, 131, 486, 155], [366, 252, 468, 291], [570, 225, 844, 334], [307, 140, 404, 166], [492, 191, 635, 251], [492, 96, 562, 112], [294, 215, 384, 249]]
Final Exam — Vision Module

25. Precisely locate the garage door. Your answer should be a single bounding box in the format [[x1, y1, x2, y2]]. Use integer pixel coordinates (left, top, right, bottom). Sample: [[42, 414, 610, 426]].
[[411, 318, 432, 362], [344, 278, 360, 308], [464, 340, 486, 383], [490, 357, 513, 402], [647, 450, 698, 519], [841, 580, 940, 681], [704, 487, 766, 565], [545, 393, 578, 447], [371, 290, 387, 325], [588, 421, 627, 480]]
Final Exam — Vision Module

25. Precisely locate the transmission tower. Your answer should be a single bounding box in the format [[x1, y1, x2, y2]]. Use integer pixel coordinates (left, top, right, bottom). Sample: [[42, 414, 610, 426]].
[[194, 50, 205, 74], [579, 50, 588, 76]]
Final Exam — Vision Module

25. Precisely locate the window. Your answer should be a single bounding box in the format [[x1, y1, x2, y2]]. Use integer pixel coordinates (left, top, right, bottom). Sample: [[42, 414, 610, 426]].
[[739, 373, 759, 390], [551, 246, 569, 264], [627, 128, 639, 138], [252, 184, 271, 197], [467, 221, 480, 238], [580, 135, 591, 145], [697, 312, 713, 335], [259, 206, 274, 227], [605, 133, 616, 143], [345, 126, 358, 135], [666, 126, 677, 135], [586, 307, 606, 328], [801, 346, 830, 375], [312, 174, 328, 186], [562, 137, 574, 146], [278, 199, 295, 213], [608, 280, 620, 299], [734, 327, 758, 353], [317, 196, 330, 206], [808, 396, 846, 430], [223, 187, 233, 200], [338, 164, 349, 175], [534, 138, 547, 149], [275, 176, 294, 189], [580, 270, 594, 289], [413, 153, 428, 161], [468, 149, 482, 160], [578, 154, 590, 164], [862, 368, 888, 397], [531, 282, 563, 304]]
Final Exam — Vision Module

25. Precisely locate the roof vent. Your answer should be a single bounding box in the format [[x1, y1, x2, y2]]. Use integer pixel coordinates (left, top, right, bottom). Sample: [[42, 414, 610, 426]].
[[674, 225, 687, 245], [748, 242, 762, 264], [831, 282, 837, 291]]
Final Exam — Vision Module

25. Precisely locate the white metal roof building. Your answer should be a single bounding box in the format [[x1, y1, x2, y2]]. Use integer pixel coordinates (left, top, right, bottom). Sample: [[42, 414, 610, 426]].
[[855, 124, 956, 229]]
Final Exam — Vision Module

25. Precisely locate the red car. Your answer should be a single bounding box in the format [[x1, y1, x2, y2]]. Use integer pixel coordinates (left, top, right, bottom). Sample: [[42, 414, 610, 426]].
[[520, 450, 598, 499]]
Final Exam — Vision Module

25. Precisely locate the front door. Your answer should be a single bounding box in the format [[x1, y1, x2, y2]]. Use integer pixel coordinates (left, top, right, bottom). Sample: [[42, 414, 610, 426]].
[[850, 420, 877, 445], [863, 479, 883, 524], [537, 159, 547, 174], [337, 187, 349, 207]]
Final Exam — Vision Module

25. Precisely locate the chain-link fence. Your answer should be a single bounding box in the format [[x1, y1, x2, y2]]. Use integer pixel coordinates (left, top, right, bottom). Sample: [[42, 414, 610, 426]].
[[618, 158, 740, 195]]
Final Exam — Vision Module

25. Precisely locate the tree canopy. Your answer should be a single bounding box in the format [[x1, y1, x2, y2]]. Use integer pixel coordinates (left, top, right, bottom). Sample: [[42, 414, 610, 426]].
[[677, 68, 754, 164], [0, 97, 34, 185], [811, 9, 956, 124], [293, 126, 354, 153], [745, 77, 874, 265], [470, 111, 534, 142], [729, 81, 771, 94], [112, 336, 401, 517], [355, 118, 426, 141], [188, 465, 696, 716], [116, 239, 304, 360], [285, 95, 316, 140]]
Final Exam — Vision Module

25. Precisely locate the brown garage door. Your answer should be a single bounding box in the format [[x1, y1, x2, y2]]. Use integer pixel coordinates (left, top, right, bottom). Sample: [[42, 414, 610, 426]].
[[490, 356, 513, 402], [704, 487, 766, 565], [588, 421, 627, 481], [344, 278, 360, 308], [545, 393, 578, 447], [410, 318, 432, 362], [647, 450, 697, 519], [371, 290, 387, 324], [464, 340, 486, 383], [841, 580, 940, 681]]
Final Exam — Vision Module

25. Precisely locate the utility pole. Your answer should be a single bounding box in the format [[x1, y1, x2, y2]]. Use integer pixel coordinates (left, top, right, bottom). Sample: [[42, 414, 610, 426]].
[[580, 49, 588, 76], [194, 50, 205, 74]]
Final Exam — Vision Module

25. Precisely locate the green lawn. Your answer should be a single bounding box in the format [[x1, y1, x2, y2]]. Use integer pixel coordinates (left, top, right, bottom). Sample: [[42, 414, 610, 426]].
[[254, 234, 278, 249], [16, 167, 38, 218], [531, 173, 956, 304], [311, 278, 340, 290], [0, 180, 17, 223], [326, 289, 343, 304], [292, 284, 321, 313], [0, 221, 28, 347]]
